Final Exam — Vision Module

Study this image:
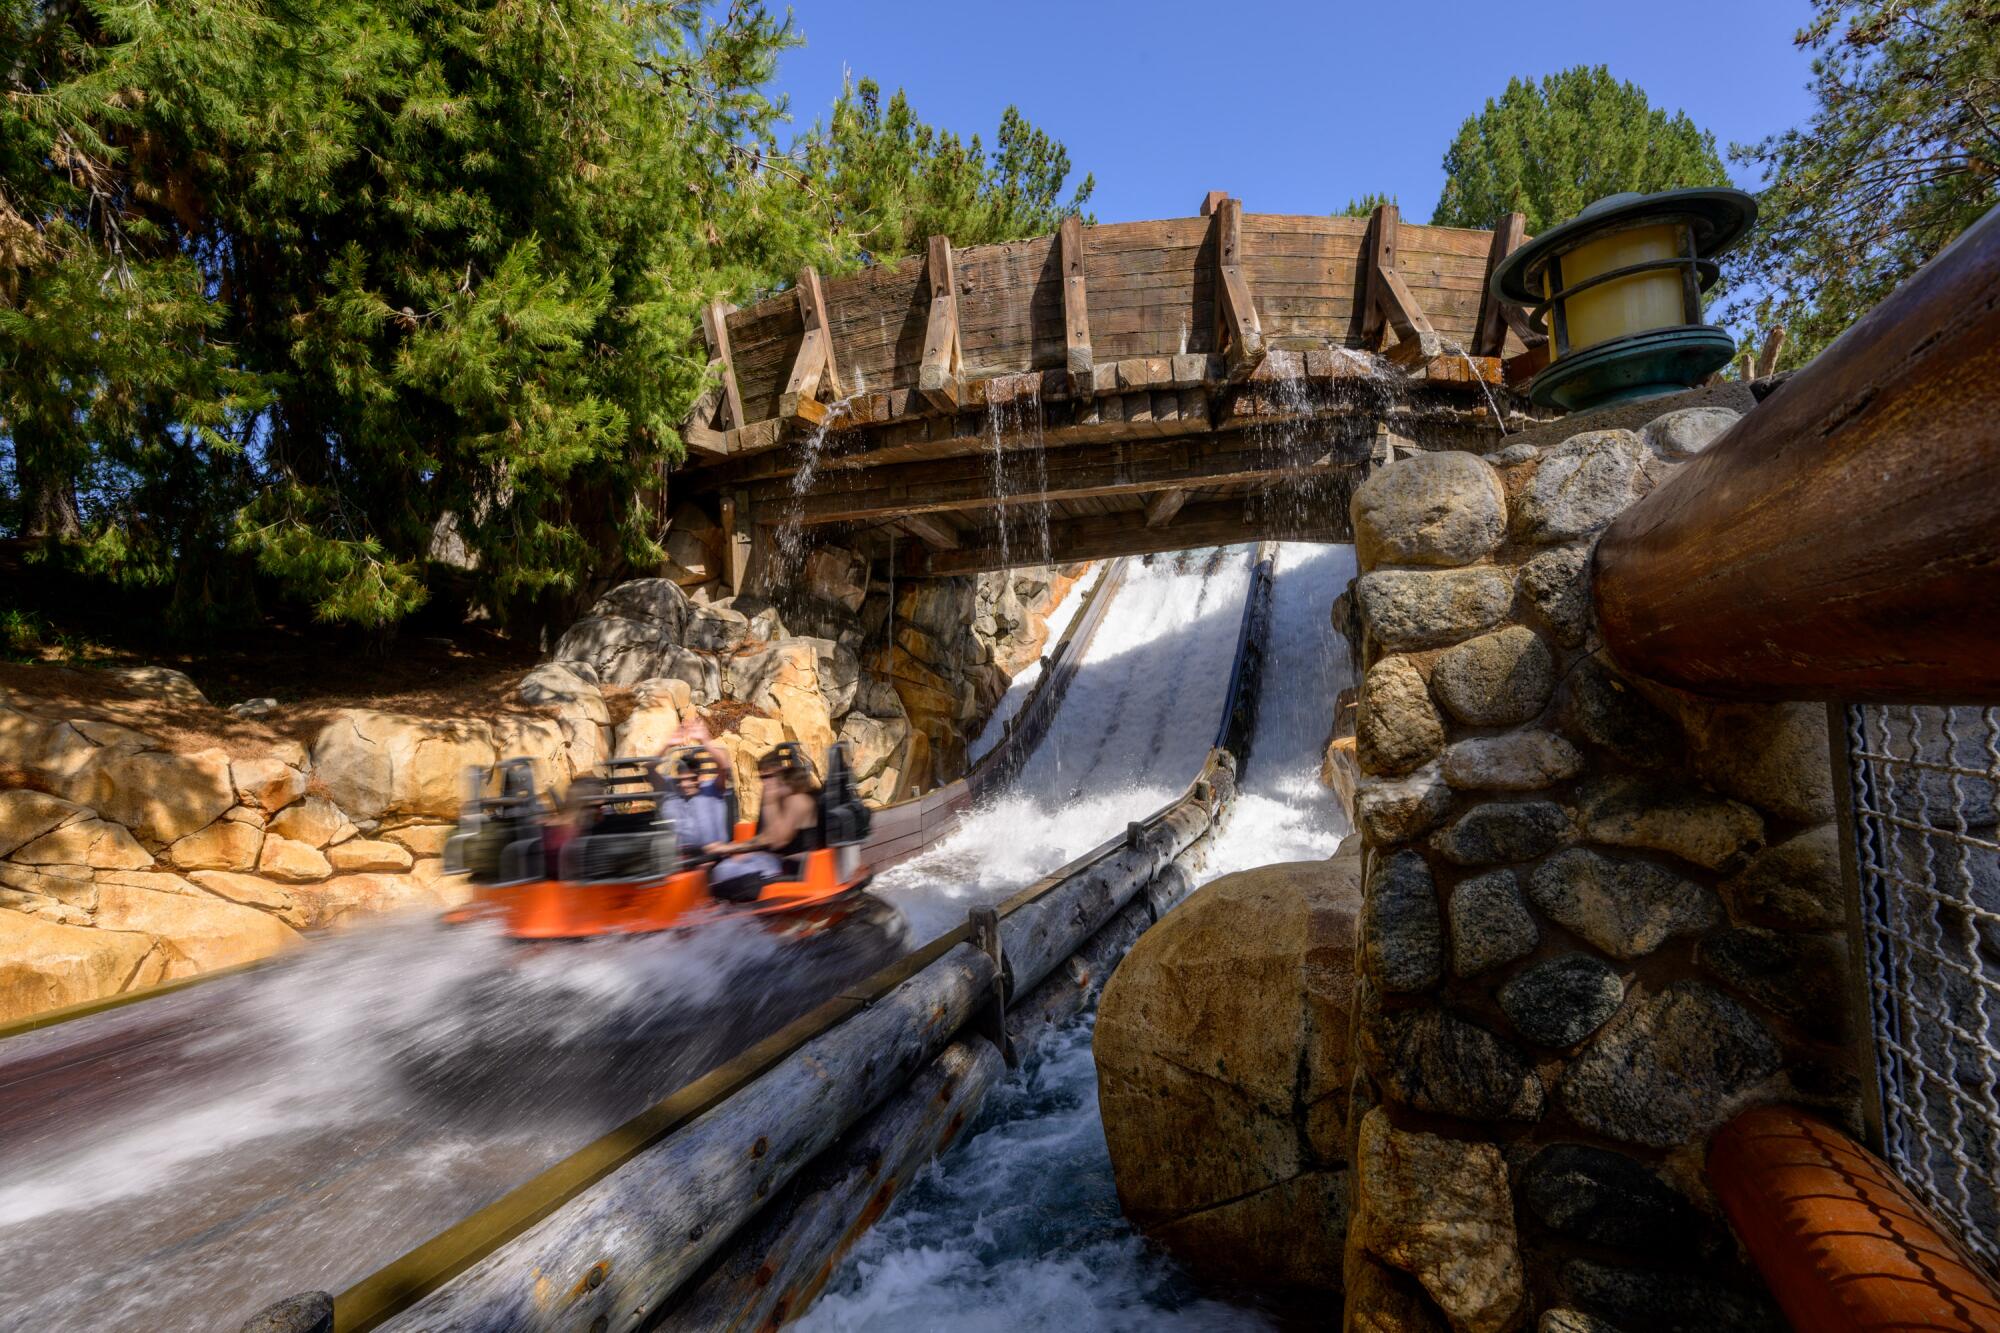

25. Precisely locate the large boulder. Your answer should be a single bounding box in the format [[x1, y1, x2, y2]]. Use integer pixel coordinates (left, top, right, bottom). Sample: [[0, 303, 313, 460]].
[[0, 790, 84, 858], [1094, 853, 1361, 1291], [90, 748, 236, 844], [90, 882, 303, 976], [309, 710, 497, 821], [0, 909, 159, 1023], [1350, 451, 1507, 568]]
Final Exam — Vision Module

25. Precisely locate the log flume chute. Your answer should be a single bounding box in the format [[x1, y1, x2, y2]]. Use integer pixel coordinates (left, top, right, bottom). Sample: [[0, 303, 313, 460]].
[[279, 545, 1278, 1333]]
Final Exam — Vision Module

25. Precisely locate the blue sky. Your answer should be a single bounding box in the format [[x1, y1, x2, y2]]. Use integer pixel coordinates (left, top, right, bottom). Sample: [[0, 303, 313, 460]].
[[768, 1, 1822, 225]]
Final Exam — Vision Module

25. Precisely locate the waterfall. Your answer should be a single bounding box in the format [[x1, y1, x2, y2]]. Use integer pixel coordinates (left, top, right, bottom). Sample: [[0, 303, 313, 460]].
[[804, 542, 1356, 1329]]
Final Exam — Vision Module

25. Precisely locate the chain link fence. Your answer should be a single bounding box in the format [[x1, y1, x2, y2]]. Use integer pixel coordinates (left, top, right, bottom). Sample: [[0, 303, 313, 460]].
[[1846, 704, 2000, 1270]]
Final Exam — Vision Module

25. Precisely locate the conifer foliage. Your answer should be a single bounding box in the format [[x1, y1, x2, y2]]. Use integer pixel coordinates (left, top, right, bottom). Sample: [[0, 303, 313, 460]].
[[1727, 1, 2000, 365], [0, 1, 1089, 633], [1431, 66, 1731, 234]]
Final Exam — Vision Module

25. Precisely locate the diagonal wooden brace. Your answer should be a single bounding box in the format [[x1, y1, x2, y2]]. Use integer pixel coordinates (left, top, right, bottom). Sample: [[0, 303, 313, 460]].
[[919, 235, 963, 413]]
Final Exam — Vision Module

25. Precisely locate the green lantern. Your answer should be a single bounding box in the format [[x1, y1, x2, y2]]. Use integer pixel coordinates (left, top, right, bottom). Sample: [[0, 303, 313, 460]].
[[1492, 188, 1757, 412]]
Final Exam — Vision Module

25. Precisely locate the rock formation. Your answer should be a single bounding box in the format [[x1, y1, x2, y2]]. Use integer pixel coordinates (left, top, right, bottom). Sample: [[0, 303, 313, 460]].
[[1340, 387, 1843, 1331], [0, 550, 1087, 1024], [1093, 850, 1362, 1292]]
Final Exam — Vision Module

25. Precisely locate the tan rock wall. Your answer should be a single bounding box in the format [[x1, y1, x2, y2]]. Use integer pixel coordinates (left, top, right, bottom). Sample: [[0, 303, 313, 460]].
[[0, 556, 1089, 1025]]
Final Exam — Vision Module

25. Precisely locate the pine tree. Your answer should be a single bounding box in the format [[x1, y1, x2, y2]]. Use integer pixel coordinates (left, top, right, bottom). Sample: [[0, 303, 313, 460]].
[[1431, 66, 1730, 234], [1725, 1, 2000, 366], [0, 2, 1092, 635]]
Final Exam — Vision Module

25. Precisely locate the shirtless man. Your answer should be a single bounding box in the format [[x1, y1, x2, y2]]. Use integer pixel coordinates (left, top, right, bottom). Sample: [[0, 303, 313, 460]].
[[708, 749, 818, 903]]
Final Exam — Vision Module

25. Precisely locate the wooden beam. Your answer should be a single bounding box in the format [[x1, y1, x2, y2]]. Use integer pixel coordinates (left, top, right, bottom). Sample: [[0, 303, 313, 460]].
[[1473, 213, 1528, 357], [719, 492, 752, 595], [1754, 324, 1787, 378], [1199, 190, 1227, 217], [923, 494, 1351, 576], [1059, 216, 1092, 394], [1211, 197, 1263, 372], [780, 266, 841, 424], [918, 236, 962, 413], [1144, 488, 1190, 529], [1739, 351, 1756, 383], [749, 433, 1353, 527], [896, 511, 961, 551], [700, 300, 744, 429], [1361, 203, 1436, 353], [1594, 204, 2000, 703]]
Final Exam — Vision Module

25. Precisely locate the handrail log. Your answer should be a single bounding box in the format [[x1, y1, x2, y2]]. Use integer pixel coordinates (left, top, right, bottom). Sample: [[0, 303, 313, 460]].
[[1593, 204, 2000, 702]]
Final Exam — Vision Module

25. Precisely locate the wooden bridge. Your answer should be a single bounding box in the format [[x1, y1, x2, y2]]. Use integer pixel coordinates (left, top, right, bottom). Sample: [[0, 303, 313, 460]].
[[677, 199, 1545, 581]]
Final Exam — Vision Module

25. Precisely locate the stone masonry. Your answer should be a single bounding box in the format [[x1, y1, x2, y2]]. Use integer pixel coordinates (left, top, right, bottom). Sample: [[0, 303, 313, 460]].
[[1340, 386, 1858, 1333]]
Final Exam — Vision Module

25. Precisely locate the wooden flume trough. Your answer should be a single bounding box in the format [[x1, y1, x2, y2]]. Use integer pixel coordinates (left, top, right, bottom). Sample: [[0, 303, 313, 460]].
[[253, 545, 1276, 1332], [681, 200, 1539, 581]]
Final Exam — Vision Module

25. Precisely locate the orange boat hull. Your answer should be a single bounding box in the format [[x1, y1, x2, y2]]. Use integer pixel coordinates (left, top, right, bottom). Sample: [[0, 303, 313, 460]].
[[449, 847, 866, 940]]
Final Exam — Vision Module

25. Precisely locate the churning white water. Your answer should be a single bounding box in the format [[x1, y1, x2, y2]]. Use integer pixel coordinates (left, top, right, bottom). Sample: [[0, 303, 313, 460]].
[[967, 561, 1106, 766], [800, 542, 1357, 1331], [874, 546, 1259, 946]]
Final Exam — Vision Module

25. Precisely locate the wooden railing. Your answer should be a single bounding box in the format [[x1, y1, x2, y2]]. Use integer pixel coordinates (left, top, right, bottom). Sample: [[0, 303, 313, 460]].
[[1595, 204, 2000, 703]]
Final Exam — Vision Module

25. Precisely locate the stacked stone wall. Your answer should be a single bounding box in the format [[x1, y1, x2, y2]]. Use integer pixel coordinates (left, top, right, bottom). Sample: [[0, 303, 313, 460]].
[[1340, 386, 1860, 1332]]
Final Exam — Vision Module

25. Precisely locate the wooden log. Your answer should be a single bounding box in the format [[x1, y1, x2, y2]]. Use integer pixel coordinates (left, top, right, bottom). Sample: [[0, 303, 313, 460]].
[[701, 301, 745, 429], [1145, 487, 1190, 528], [654, 1039, 1006, 1332], [1739, 351, 1755, 383], [373, 943, 1000, 1332], [1594, 204, 2000, 702], [919, 236, 962, 413], [922, 495, 1351, 576], [1060, 216, 1092, 393], [998, 794, 1214, 998], [1474, 212, 1528, 357], [1212, 197, 1263, 372], [1754, 324, 1787, 378], [896, 512, 960, 551]]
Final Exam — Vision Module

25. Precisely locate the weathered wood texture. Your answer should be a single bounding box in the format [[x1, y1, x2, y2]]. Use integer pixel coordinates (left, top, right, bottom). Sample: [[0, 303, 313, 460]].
[[717, 213, 1509, 428], [749, 433, 1353, 526], [1595, 204, 2000, 702], [375, 942, 1000, 1332], [657, 1038, 1007, 1332], [922, 489, 1351, 576]]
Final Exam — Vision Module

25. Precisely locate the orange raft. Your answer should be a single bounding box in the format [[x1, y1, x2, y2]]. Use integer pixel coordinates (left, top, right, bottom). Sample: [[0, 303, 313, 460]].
[[439, 746, 881, 942]]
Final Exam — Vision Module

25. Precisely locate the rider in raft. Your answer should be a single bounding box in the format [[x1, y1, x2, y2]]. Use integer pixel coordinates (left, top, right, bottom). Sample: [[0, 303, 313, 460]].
[[708, 747, 819, 902]]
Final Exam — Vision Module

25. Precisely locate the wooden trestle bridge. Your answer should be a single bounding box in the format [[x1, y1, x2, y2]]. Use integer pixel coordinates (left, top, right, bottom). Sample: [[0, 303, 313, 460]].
[[677, 199, 1545, 581]]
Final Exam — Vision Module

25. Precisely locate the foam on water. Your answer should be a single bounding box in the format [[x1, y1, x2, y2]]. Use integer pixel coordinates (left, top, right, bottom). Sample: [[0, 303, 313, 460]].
[[801, 542, 1356, 1329], [876, 545, 1257, 945]]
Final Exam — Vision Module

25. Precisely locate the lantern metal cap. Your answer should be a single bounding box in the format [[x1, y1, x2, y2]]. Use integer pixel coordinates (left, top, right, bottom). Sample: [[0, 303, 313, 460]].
[[1491, 187, 1758, 306]]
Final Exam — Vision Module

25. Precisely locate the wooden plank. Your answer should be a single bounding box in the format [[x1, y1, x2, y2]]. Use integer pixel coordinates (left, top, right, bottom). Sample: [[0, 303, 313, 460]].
[[897, 511, 961, 551], [1594, 207, 2000, 702], [756, 433, 1353, 526], [800, 264, 840, 394], [1059, 215, 1092, 392], [1754, 324, 1786, 377], [1199, 191, 1227, 217], [1474, 213, 1528, 357], [920, 236, 962, 412], [1144, 488, 1190, 528], [924, 495, 1350, 576], [700, 300, 744, 429], [1212, 197, 1263, 371], [1359, 205, 1393, 348]]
